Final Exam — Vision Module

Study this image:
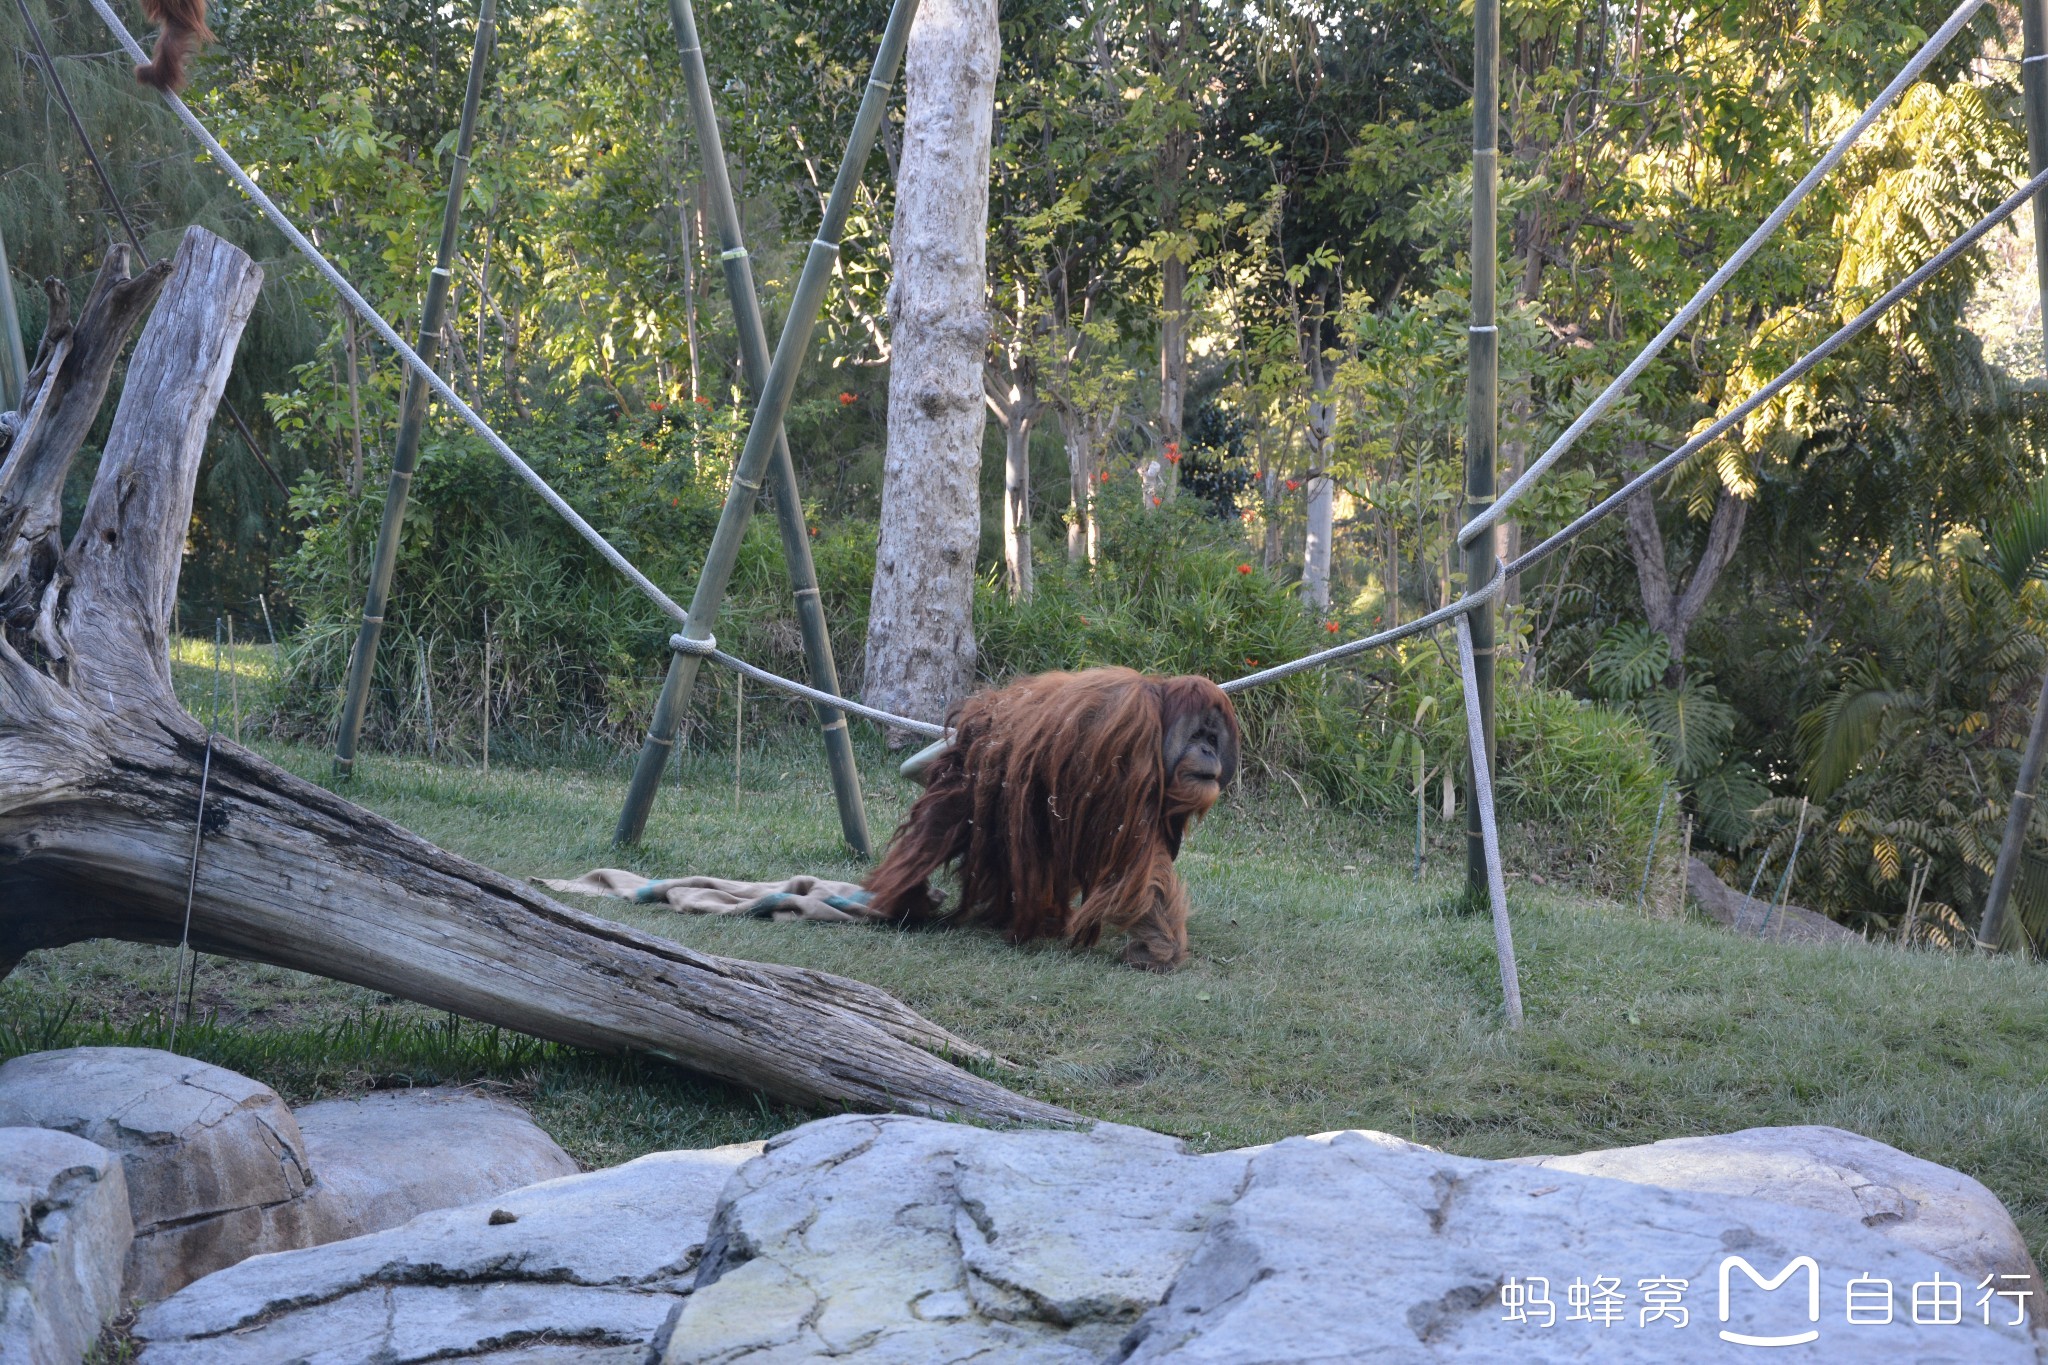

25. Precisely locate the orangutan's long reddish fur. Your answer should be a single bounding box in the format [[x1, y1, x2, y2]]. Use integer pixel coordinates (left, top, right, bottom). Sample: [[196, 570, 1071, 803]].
[[864, 667, 1239, 971], [136, 0, 211, 91]]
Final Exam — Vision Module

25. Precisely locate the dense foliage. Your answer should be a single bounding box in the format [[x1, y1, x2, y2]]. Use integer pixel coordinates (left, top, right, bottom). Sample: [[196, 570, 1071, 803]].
[[6, 0, 2046, 938]]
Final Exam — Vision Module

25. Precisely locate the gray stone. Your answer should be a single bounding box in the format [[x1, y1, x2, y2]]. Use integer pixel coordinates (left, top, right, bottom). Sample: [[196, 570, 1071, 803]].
[[0, 1047, 315, 1300], [1118, 1132, 2034, 1362], [663, 1116, 2037, 1364], [133, 1141, 762, 1364], [1511, 1124, 2047, 1322], [295, 1087, 579, 1241], [668, 1116, 1254, 1364], [0, 1127, 134, 1365]]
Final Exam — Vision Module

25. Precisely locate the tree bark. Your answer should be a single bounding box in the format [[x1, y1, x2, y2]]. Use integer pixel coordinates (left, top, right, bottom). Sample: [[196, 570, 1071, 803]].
[[1622, 459, 1750, 672], [0, 227, 1071, 1129], [984, 371, 1038, 600], [1059, 403, 1099, 565], [1300, 348, 1336, 611], [865, 0, 999, 739]]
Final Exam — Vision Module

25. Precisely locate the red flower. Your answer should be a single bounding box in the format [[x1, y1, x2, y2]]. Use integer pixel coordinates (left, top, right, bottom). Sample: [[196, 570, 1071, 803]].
[[1166, 441, 1180, 457], [1285, 479, 1300, 492], [1151, 496, 1162, 506], [1325, 621, 1340, 633], [650, 402, 667, 412], [1236, 564, 1252, 574], [1099, 470, 1112, 482], [695, 395, 711, 405], [669, 497, 679, 507], [838, 391, 859, 405], [808, 525, 819, 537], [1245, 657, 1259, 667]]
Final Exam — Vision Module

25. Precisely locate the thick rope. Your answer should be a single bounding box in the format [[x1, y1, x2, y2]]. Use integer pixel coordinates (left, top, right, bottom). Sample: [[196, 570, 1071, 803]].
[[1460, 0, 1989, 550], [669, 633, 947, 739], [1456, 607, 1523, 1026]]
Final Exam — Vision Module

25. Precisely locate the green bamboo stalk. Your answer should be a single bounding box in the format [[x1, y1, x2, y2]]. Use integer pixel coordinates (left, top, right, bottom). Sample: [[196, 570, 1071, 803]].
[[0, 219, 25, 412], [1462, 0, 1500, 902], [656, 0, 871, 856], [333, 0, 497, 778], [1979, 0, 2048, 951], [614, 0, 920, 845]]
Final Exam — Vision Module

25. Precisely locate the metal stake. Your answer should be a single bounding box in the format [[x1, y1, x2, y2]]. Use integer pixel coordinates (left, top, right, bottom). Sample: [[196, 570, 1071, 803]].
[[170, 620, 226, 1050]]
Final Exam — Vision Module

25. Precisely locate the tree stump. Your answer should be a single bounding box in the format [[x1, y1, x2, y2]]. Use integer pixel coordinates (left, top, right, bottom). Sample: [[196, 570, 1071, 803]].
[[0, 227, 1069, 1127]]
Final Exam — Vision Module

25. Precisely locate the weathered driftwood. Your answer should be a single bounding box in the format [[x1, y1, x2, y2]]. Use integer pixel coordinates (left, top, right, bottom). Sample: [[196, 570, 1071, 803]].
[[0, 228, 1071, 1127]]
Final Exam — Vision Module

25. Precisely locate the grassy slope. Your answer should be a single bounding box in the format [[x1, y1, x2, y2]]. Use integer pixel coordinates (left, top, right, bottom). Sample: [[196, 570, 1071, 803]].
[[4, 640, 2045, 1266]]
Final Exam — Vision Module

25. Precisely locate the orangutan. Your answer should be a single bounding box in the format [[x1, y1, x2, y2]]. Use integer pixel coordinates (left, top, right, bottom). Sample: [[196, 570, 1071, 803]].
[[135, 0, 211, 91], [862, 667, 1239, 971]]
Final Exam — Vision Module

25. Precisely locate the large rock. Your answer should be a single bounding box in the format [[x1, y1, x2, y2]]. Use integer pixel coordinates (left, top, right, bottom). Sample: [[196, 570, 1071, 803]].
[[0, 1048, 315, 1300], [662, 1115, 2036, 1363], [1512, 1124, 2047, 1323], [0, 1127, 134, 1365], [133, 1141, 762, 1364], [295, 1088, 579, 1241], [1118, 1131, 2034, 1361], [674, 1117, 1247, 1363]]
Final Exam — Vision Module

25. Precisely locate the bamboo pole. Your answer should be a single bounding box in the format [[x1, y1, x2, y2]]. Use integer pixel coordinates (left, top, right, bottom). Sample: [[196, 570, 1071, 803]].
[[614, 0, 920, 845], [1979, 0, 2048, 951], [1462, 0, 1501, 904], [648, 0, 873, 856], [334, 0, 497, 778], [0, 220, 24, 412]]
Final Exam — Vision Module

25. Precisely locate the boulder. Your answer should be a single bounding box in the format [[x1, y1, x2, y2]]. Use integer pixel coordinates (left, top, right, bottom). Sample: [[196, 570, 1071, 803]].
[[1118, 1131, 2035, 1362], [132, 1141, 763, 1364], [0, 1127, 134, 1365], [661, 1115, 2035, 1363], [675, 1116, 1248, 1364], [0, 1047, 315, 1301], [294, 1088, 579, 1241], [1511, 1125, 2047, 1322]]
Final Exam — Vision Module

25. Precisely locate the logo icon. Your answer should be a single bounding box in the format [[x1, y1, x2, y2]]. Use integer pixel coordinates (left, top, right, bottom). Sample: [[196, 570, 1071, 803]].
[[1719, 1256, 1821, 1347]]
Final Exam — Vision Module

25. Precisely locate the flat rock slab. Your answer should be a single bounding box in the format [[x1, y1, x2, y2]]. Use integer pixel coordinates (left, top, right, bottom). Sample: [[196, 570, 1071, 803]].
[[664, 1116, 2037, 1364], [0, 1126, 134, 1365], [294, 1087, 579, 1241], [0, 1047, 314, 1300], [133, 1141, 763, 1364], [1512, 1123, 2048, 1323]]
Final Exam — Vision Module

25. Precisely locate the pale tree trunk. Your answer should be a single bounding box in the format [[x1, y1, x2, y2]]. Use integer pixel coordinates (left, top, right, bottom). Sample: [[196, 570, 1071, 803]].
[[865, 0, 999, 740], [1621, 451, 1749, 678], [983, 372, 1038, 600], [0, 229, 1068, 1129], [1060, 404, 1099, 565], [1158, 254, 1185, 503], [1300, 349, 1335, 611]]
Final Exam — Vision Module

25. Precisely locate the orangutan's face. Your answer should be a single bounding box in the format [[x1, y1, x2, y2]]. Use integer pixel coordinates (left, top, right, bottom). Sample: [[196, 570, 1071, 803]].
[[1162, 701, 1238, 806]]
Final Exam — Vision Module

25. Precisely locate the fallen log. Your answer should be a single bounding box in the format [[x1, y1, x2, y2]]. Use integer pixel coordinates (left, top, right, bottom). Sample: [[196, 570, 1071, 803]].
[[0, 228, 1071, 1127]]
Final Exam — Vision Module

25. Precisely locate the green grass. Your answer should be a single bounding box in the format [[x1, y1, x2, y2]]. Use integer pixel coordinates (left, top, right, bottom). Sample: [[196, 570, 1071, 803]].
[[6, 640, 2046, 1266]]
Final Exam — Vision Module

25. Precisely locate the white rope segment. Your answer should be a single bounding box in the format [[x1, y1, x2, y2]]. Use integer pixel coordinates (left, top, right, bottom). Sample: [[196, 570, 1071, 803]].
[[1458, 0, 1989, 551]]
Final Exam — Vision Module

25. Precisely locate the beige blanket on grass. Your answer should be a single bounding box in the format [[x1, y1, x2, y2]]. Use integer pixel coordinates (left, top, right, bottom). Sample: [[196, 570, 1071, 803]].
[[535, 868, 873, 922]]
